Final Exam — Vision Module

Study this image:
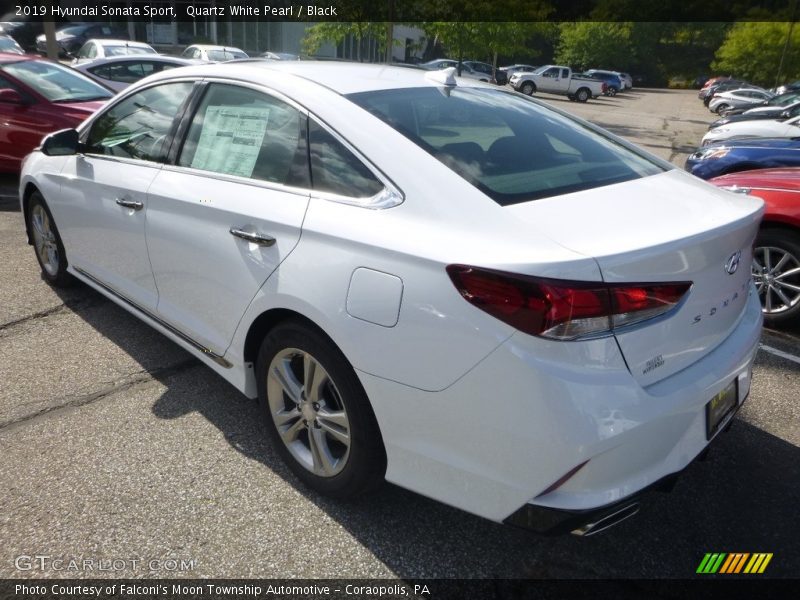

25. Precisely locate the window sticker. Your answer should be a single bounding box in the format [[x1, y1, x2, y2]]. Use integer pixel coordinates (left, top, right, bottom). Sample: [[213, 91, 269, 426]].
[[191, 106, 270, 178]]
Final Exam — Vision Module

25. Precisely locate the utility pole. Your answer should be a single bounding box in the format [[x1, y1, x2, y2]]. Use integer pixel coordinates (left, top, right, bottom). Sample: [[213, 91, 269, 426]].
[[775, 0, 798, 88], [43, 20, 58, 61], [386, 0, 395, 63]]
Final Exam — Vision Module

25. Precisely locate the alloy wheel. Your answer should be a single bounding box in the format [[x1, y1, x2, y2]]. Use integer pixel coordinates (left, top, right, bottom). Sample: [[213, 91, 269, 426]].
[[266, 348, 351, 477], [752, 245, 800, 316], [30, 204, 59, 277]]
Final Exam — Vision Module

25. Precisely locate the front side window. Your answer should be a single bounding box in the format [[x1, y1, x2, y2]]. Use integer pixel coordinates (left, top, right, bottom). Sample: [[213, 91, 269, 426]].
[[89, 62, 147, 83], [349, 87, 664, 205], [86, 82, 193, 162], [0, 59, 112, 102], [178, 84, 308, 187]]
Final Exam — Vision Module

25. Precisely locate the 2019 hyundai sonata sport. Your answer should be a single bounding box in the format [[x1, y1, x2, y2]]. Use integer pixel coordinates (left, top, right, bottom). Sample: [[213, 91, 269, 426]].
[[19, 62, 763, 535]]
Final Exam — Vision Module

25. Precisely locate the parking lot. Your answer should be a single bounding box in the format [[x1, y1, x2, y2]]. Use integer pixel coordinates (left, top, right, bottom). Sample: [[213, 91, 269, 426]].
[[0, 88, 798, 579]]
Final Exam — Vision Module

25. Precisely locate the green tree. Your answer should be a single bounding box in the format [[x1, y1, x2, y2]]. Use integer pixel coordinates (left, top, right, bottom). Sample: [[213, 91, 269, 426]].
[[302, 22, 392, 61], [712, 22, 800, 86], [554, 22, 635, 72]]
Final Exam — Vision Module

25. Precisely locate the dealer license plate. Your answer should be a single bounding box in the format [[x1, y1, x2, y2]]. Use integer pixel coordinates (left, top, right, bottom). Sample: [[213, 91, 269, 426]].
[[706, 379, 738, 440]]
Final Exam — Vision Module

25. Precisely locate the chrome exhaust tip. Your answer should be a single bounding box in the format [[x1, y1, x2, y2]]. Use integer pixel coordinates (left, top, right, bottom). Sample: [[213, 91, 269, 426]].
[[571, 502, 640, 537]]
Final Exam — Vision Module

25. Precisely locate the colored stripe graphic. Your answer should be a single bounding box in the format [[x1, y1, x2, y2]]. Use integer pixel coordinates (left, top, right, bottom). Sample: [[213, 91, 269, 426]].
[[698, 553, 773, 574]]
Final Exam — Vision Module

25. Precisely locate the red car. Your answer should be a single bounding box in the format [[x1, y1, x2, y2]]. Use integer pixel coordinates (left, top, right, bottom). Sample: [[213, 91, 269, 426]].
[[0, 52, 112, 172], [710, 168, 800, 325]]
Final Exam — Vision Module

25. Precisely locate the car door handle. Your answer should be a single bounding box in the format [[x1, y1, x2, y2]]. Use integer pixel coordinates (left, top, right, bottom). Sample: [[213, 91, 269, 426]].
[[229, 226, 276, 247], [115, 198, 143, 210]]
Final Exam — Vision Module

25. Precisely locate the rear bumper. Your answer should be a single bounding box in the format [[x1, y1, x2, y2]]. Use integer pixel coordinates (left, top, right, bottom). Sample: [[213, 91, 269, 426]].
[[358, 286, 762, 526]]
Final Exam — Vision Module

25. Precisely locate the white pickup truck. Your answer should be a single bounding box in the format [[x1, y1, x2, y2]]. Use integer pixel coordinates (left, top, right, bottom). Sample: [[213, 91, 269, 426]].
[[509, 65, 606, 102]]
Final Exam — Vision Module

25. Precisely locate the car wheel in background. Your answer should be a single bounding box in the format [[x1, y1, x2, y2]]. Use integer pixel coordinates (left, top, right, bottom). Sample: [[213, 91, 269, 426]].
[[576, 87, 590, 103], [27, 192, 73, 287], [256, 321, 386, 497], [715, 103, 730, 114], [520, 82, 535, 95], [752, 228, 800, 325]]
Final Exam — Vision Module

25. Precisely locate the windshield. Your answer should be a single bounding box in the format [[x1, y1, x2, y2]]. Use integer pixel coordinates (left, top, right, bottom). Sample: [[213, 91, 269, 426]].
[[772, 93, 800, 106], [1, 60, 112, 102], [0, 37, 22, 53], [348, 87, 664, 205], [207, 49, 248, 61], [59, 25, 89, 36]]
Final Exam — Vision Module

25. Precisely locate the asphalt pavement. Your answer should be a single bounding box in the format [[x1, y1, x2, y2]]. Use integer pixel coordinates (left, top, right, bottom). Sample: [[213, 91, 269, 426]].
[[0, 89, 797, 580]]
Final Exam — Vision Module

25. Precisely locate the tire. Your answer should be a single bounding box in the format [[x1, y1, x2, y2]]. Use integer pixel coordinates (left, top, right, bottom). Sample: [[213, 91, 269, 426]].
[[752, 228, 800, 326], [576, 87, 590, 103], [256, 320, 386, 498], [27, 191, 73, 287], [520, 81, 535, 95], [608, 86, 618, 96], [715, 103, 730, 115]]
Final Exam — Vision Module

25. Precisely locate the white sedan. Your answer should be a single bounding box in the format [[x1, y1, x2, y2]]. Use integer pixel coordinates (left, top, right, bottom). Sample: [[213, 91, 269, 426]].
[[709, 88, 774, 114], [702, 115, 800, 145], [180, 44, 248, 62], [19, 62, 763, 535], [71, 39, 157, 65]]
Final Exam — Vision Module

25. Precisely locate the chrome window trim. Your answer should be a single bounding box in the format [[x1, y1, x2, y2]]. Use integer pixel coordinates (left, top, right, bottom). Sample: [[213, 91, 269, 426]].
[[160, 163, 312, 199], [76, 74, 405, 209]]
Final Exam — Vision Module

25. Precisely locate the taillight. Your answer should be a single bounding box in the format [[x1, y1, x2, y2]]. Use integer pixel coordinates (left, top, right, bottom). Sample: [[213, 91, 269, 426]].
[[446, 265, 691, 340]]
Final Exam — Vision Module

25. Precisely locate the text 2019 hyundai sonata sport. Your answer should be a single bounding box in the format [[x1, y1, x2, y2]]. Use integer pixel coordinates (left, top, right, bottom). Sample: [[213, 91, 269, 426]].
[[19, 62, 763, 535]]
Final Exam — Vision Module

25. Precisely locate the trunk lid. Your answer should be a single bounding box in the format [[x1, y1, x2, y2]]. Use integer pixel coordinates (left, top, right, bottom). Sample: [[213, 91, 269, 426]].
[[506, 170, 764, 386]]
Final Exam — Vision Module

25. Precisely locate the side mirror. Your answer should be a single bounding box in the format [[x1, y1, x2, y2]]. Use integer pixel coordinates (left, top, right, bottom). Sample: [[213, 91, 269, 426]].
[[0, 88, 25, 104], [41, 129, 80, 156]]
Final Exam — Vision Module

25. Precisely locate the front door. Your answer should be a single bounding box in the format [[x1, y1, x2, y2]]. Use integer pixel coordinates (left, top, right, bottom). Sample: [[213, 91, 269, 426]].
[[56, 81, 194, 310]]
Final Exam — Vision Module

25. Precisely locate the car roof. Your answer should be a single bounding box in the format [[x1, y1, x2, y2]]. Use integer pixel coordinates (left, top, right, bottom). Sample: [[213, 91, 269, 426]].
[[91, 39, 152, 47], [0, 52, 35, 64], [155, 60, 494, 95], [77, 55, 196, 67]]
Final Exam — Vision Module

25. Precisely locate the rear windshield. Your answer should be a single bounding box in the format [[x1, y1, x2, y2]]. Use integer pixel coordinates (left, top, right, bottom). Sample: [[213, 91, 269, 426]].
[[347, 87, 664, 205], [1, 59, 112, 102], [208, 49, 248, 61], [105, 45, 156, 56]]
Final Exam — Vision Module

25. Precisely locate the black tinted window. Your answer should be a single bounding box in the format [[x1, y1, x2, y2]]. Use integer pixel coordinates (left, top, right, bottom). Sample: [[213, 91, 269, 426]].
[[86, 82, 193, 162], [179, 84, 309, 187], [309, 120, 383, 198], [348, 87, 664, 205]]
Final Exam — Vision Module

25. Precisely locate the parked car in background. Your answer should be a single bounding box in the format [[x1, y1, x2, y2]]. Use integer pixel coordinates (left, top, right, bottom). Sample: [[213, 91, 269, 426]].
[[259, 51, 299, 60], [702, 81, 759, 106], [709, 88, 774, 114], [463, 60, 508, 85], [774, 80, 800, 96], [702, 115, 800, 146], [721, 91, 800, 117], [698, 76, 732, 99], [75, 55, 198, 92], [710, 169, 800, 325], [686, 138, 800, 179], [0, 53, 111, 172], [35, 23, 128, 58], [72, 39, 157, 64], [500, 64, 538, 76], [710, 101, 800, 129], [0, 34, 24, 55], [584, 69, 624, 94], [180, 45, 248, 62], [0, 13, 69, 52], [509, 65, 606, 102], [420, 59, 505, 84], [19, 61, 763, 536]]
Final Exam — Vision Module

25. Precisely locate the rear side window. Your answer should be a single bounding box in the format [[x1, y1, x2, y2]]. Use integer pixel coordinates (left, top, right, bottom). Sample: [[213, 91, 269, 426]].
[[178, 83, 309, 187], [86, 82, 193, 162], [308, 120, 383, 198], [348, 87, 664, 205]]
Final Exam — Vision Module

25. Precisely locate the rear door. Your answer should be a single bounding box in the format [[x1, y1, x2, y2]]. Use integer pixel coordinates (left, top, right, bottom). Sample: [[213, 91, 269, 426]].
[[145, 82, 311, 356]]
